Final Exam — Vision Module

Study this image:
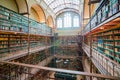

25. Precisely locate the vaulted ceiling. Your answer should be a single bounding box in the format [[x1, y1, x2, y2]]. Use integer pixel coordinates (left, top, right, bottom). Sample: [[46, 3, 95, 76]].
[[36, 0, 84, 15]]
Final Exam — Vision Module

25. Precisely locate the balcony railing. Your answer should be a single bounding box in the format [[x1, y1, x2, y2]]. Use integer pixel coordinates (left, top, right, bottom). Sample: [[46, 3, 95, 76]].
[[0, 61, 119, 80], [0, 45, 52, 61], [0, 5, 52, 36], [83, 43, 120, 77], [84, 0, 120, 34]]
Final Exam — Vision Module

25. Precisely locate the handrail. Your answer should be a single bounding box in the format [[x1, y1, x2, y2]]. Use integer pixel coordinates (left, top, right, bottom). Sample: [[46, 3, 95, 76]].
[[83, 44, 120, 67], [0, 46, 52, 61], [0, 61, 119, 80], [0, 5, 52, 36], [83, 0, 120, 34], [83, 43, 120, 77]]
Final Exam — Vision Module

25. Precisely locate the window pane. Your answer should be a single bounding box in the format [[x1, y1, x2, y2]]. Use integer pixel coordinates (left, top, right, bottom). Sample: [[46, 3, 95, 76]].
[[56, 11, 80, 29], [64, 13, 71, 27], [73, 16, 79, 27], [57, 18, 62, 28]]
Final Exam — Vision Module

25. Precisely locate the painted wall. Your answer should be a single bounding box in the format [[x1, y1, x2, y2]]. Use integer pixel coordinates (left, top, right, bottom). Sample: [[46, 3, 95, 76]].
[[0, 0, 18, 12]]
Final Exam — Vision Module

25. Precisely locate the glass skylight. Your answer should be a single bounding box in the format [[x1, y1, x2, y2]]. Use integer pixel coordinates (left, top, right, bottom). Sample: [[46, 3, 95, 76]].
[[42, 0, 83, 13]]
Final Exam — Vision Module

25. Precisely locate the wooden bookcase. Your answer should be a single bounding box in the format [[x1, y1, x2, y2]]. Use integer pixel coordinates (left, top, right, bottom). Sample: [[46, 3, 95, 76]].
[[0, 5, 52, 59], [0, 5, 52, 35], [0, 34, 9, 55], [0, 34, 27, 57], [54, 36, 78, 56], [84, 0, 120, 34], [0, 48, 52, 80], [92, 27, 120, 63], [11, 49, 50, 65], [0, 33, 52, 58], [9, 34, 28, 52]]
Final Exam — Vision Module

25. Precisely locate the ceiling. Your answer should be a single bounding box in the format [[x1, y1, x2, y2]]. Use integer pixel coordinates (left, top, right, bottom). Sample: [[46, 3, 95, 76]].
[[36, 0, 83, 14]]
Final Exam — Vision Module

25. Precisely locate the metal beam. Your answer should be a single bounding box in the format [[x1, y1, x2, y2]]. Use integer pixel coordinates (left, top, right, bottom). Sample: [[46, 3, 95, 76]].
[[0, 61, 119, 80]]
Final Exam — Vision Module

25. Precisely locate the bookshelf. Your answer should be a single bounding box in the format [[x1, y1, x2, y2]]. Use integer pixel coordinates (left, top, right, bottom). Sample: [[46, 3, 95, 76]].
[[0, 48, 52, 80], [0, 5, 52, 59], [0, 34, 27, 57], [12, 50, 48, 65], [83, 0, 120, 66], [84, 0, 119, 34], [0, 34, 9, 54], [0, 33, 52, 58], [0, 5, 52, 35], [54, 36, 78, 56], [92, 27, 120, 63], [9, 34, 28, 53]]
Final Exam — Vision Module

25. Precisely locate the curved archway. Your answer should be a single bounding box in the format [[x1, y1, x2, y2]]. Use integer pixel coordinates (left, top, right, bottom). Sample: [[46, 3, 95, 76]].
[[31, 4, 46, 23], [0, 0, 18, 12], [15, 0, 28, 14], [55, 8, 79, 17], [30, 7, 40, 22], [47, 16, 54, 28]]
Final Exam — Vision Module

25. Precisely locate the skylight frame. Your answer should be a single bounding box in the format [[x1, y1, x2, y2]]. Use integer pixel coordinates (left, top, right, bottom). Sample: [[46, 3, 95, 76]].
[[42, 0, 82, 13]]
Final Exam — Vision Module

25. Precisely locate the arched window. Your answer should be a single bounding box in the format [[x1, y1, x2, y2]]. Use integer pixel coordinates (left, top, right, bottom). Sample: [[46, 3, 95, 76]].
[[56, 11, 80, 29], [64, 13, 71, 27], [73, 16, 79, 27], [57, 18, 62, 28]]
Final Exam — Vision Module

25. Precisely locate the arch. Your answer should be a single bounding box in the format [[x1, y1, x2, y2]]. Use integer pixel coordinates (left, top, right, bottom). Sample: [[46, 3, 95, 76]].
[[15, 0, 28, 14], [47, 16, 54, 28], [55, 8, 79, 17], [0, 0, 18, 12], [31, 4, 46, 23], [30, 7, 40, 22], [56, 10, 79, 18], [56, 11, 80, 28]]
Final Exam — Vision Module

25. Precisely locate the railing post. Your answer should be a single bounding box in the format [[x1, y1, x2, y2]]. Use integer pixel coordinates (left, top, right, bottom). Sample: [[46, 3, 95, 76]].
[[113, 63, 114, 76], [8, 65, 11, 80], [106, 60, 109, 75], [88, 0, 93, 79]]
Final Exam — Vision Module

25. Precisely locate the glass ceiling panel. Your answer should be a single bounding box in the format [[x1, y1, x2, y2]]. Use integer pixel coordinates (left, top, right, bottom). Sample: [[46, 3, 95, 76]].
[[54, 6, 65, 13], [41, 0, 83, 13], [44, 0, 54, 5]]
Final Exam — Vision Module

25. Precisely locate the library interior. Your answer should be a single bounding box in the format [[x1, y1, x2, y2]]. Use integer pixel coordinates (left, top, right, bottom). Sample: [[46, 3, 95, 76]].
[[0, 0, 120, 80]]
